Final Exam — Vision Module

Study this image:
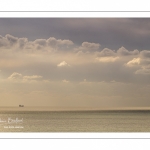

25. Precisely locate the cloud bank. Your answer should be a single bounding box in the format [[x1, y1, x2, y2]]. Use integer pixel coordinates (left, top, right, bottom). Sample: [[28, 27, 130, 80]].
[[0, 34, 150, 108], [0, 34, 150, 83]]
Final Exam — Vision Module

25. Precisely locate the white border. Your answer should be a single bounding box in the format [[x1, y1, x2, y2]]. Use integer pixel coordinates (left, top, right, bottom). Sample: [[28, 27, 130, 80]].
[[1, 12, 150, 18], [0, 138, 149, 150], [0, 133, 150, 138], [0, 0, 150, 11]]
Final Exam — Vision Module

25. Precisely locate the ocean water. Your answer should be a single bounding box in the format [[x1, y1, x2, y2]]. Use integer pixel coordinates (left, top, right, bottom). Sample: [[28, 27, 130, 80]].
[[0, 110, 150, 132]]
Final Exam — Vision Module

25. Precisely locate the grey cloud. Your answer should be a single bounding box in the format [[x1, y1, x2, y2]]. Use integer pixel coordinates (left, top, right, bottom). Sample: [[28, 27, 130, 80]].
[[1, 18, 150, 50], [34, 39, 47, 46], [47, 37, 58, 48], [0, 34, 150, 85], [17, 38, 28, 48], [0, 34, 74, 51], [81, 42, 100, 50], [117, 47, 139, 56], [59, 39, 74, 46], [0, 34, 28, 49], [47, 37, 73, 48], [140, 50, 150, 58], [0, 35, 9, 47], [97, 48, 116, 57], [5, 34, 18, 44], [135, 68, 150, 75], [140, 59, 150, 66], [1, 19, 150, 108]]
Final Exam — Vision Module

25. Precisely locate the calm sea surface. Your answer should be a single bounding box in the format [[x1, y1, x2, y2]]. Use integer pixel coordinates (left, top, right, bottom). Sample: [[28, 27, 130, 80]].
[[0, 110, 150, 132]]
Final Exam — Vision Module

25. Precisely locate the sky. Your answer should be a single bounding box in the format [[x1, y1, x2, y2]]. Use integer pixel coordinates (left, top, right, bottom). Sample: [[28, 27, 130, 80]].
[[0, 18, 150, 110]]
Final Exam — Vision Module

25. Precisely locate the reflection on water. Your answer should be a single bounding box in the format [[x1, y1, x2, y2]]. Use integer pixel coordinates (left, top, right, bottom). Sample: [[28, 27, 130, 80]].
[[0, 108, 150, 132]]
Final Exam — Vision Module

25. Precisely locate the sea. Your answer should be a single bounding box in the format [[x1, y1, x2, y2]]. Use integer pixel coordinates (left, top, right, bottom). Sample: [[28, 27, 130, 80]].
[[0, 107, 150, 132]]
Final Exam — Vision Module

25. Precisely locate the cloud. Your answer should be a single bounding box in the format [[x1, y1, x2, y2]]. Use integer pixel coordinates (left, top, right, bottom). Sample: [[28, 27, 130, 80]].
[[8, 72, 22, 80], [34, 39, 47, 46], [117, 47, 139, 56], [83, 79, 87, 82], [126, 58, 141, 67], [0, 34, 26, 49], [58, 39, 74, 46], [0, 34, 74, 51], [95, 48, 119, 63], [135, 68, 150, 75], [81, 42, 100, 50], [2, 18, 150, 51], [8, 72, 43, 83], [23, 75, 42, 81], [1, 34, 150, 85], [57, 61, 70, 67], [140, 50, 150, 58], [0, 34, 28, 50], [62, 79, 69, 83], [47, 37, 74, 48], [96, 57, 119, 62], [5, 34, 18, 44], [97, 48, 116, 57], [135, 65, 150, 75], [17, 38, 28, 48], [2, 19, 150, 108], [0, 35, 9, 47]]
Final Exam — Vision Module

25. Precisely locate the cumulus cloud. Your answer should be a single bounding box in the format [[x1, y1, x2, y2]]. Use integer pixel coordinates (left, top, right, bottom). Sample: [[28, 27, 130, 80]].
[[0, 34, 74, 51], [117, 47, 139, 56], [57, 61, 70, 67], [1, 34, 150, 86], [2, 19, 150, 108], [5, 34, 18, 44], [126, 58, 141, 67], [0, 35, 10, 47], [140, 50, 150, 58], [95, 48, 119, 63], [8, 72, 43, 82], [0, 34, 28, 50], [8, 72, 22, 80], [97, 48, 116, 57], [81, 42, 100, 50], [34, 39, 46, 46], [0, 34, 26, 49], [47, 37, 73, 48], [17, 38, 28, 48]]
